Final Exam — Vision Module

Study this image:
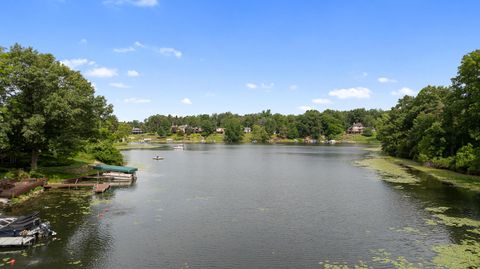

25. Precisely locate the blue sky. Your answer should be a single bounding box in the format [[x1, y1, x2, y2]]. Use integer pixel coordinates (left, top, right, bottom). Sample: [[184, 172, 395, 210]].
[[1, 0, 479, 121]]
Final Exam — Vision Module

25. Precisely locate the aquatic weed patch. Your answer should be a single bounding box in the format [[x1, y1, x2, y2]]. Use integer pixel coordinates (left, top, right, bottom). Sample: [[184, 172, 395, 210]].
[[355, 157, 419, 184], [422, 206, 480, 267], [432, 240, 480, 269], [424, 206, 450, 213]]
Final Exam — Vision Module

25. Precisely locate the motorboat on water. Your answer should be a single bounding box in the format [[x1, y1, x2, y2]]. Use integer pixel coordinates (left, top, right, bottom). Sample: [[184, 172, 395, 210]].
[[152, 156, 164, 160], [172, 144, 184, 150], [0, 212, 56, 238]]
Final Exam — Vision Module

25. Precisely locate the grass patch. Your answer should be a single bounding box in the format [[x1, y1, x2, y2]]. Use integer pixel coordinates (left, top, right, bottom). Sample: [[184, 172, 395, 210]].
[[341, 133, 380, 144], [205, 134, 224, 143]]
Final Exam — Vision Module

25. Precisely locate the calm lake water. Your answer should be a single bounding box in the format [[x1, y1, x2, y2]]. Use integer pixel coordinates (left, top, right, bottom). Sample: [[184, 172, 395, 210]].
[[2, 144, 480, 268]]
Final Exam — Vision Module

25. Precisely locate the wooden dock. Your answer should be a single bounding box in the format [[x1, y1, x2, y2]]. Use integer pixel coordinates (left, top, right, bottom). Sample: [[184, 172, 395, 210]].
[[94, 183, 110, 193], [44, 183, 111, 193], [0, 236, 35, 247]]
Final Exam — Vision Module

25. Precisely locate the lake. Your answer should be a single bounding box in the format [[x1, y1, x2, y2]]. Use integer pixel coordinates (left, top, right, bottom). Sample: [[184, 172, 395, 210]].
[[3, 144, 480, 268]]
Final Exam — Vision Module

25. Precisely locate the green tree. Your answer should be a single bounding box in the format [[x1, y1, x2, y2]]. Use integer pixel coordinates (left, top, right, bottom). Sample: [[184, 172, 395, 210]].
[[251, 124, 270, 143], [0, 44, 112, 169], [114, 122, 133, 141], [144, 114, 171, 136], [297, 110, 322, 139], [320, 114, 344, 140], [223, 118, 243, 143], [200, 118, 215, 136]]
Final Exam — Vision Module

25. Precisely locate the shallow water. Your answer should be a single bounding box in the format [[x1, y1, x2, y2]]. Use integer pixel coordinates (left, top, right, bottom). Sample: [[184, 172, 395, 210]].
[[2, 144, 480, 268]]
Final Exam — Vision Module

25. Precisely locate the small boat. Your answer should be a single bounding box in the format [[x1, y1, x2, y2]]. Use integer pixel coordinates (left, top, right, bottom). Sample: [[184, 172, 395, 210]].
[[0, 212, 56, 247], [172, 145, 184, 150], [152, 156, 164, 160]]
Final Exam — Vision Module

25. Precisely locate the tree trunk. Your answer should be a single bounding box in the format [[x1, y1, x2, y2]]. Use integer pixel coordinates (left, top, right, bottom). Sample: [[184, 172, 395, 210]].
[[31, 149, 39, 171]]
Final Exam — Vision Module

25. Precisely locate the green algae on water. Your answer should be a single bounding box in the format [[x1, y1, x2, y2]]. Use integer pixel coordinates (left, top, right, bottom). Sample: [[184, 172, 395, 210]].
[[424, 219, 438, 226], [424, 206, 449, 213], [319, 260, 371, 269], [432, 240, 480, 269], [371, 249, 423, 269], [355, 157, 419, 184], [432, 214, 480, 228]]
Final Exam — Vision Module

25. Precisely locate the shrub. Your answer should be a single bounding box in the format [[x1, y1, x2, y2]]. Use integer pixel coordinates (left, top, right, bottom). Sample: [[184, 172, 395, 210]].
[[455, 144, 475, 172], [86, 141, 124, 165], [5, 169, 30, 181], [362, 127, 374, 137], [430, 157, 454, 169], [29, 170, 45, 179]]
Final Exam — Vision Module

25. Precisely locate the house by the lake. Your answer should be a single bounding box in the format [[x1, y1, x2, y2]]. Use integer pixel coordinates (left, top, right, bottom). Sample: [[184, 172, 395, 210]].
[[132, 127, 143, 134], [347, 123, 364, 134]]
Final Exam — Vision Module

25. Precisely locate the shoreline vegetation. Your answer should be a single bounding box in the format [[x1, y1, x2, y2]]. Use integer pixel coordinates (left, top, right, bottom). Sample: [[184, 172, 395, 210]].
[[357, 151, 480, 192], [114, 132, 380, 149]]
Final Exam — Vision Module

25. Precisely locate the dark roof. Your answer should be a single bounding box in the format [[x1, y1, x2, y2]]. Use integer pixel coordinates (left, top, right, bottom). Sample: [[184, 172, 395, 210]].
[[93, 164, 138, 174]]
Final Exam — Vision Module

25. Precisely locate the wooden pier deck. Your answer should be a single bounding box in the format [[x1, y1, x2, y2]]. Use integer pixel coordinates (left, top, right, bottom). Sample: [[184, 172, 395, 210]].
[[44, 183, 111, 193], [0, 236, 35, 247], [94, 183, 110, 193]]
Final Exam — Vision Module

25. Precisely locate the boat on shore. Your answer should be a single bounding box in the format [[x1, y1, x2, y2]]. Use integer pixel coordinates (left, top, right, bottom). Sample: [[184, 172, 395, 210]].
[[0, 212, 56, 239]]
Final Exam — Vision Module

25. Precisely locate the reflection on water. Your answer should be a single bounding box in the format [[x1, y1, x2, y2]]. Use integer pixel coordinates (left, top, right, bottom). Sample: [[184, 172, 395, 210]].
[[1, 144, 479, 268]]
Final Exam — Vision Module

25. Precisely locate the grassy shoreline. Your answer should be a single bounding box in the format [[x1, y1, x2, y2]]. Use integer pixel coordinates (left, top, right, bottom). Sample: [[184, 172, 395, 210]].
[[359, 151, 480, 192]]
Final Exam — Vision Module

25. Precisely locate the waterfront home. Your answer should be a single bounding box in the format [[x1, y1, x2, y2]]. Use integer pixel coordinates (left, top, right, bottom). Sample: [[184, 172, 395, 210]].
[[347, 123, 364, 134], [244, 127, 252, 133], [132, 127, 143, 134], [216, 128, 225, 134]]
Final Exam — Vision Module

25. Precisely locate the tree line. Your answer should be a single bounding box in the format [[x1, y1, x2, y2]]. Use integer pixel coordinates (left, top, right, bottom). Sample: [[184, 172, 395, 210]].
[[377, 49, 480, 174], [125, 108, 384, 143]]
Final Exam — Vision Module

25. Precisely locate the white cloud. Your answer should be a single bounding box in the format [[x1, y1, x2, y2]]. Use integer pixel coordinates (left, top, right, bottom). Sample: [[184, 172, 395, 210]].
[[86, 67, 118, 78], [298, 105, 314, 112], [391, 87, 416, 96], [289, 85, 298, 91], [181, 98, 192, 105], [245, 83, 258, 89], [103, 0, 158, 7], [79, 38, 87, 44], [127, 70, 139, 77], [60, 58, 94, 69], [132, 0, 157, 6], [122, 41, 182, 59], [378, 77, 397, 83], [134, 41, 145, 48], [329, 87, 371, 99], [312, 98, 332, 104], [109, 82, 130, 88], [113, 47, 135, 53], [155, 47, 182, 58], [124, 97, 151, 103]]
